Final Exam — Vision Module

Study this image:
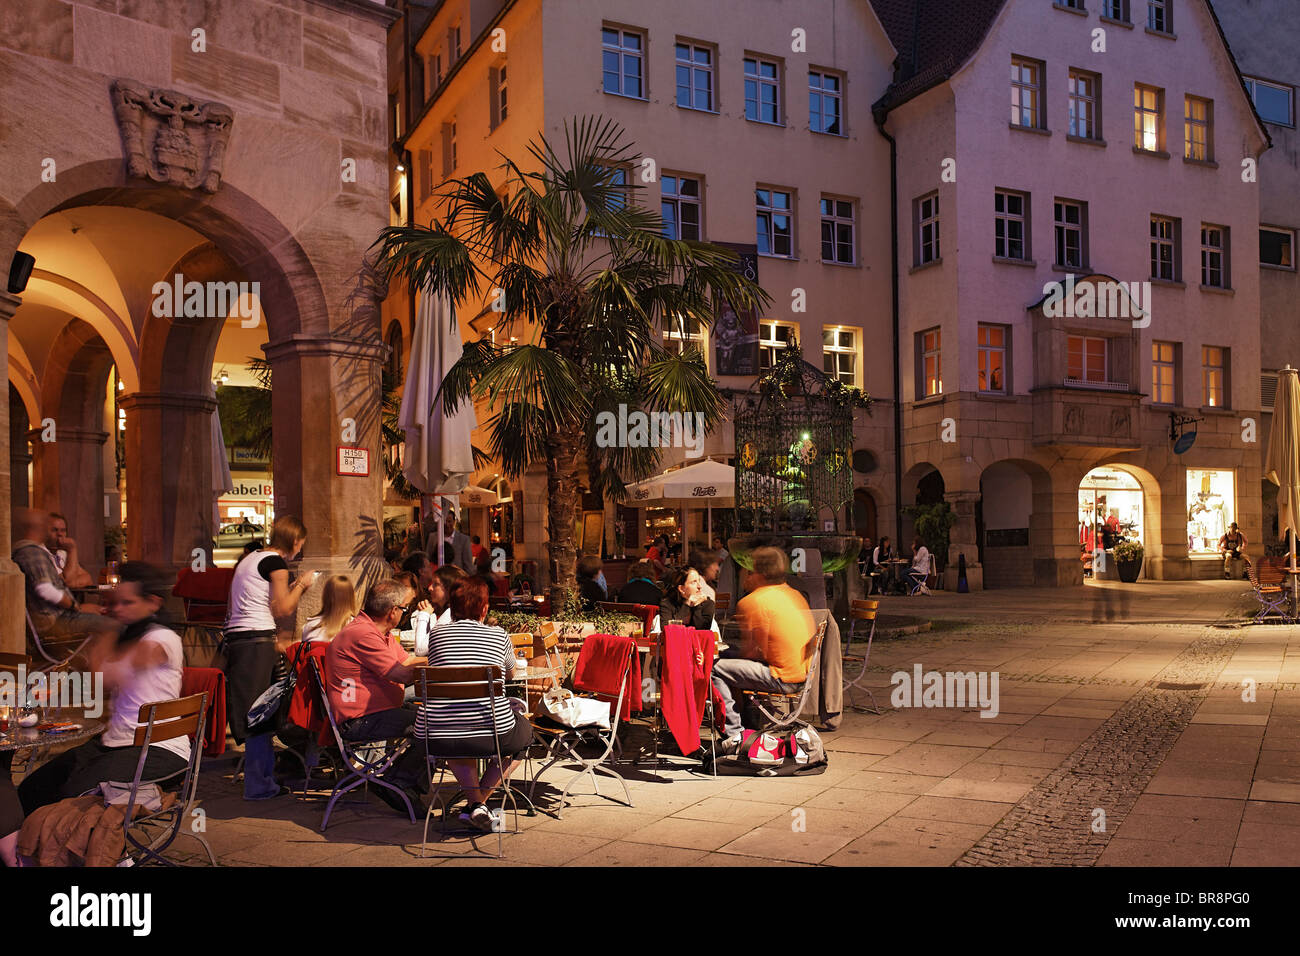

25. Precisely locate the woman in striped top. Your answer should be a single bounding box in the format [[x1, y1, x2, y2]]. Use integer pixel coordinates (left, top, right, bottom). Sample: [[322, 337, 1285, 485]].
[[415, 576, 533, 830]]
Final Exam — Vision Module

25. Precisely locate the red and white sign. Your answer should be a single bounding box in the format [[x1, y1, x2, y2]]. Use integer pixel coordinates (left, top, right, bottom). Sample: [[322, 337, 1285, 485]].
[[336, 446, 370, 476]]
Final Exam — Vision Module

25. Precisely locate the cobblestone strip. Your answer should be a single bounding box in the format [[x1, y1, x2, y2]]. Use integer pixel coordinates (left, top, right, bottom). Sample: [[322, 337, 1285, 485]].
[[955, 620, 1245, 867]]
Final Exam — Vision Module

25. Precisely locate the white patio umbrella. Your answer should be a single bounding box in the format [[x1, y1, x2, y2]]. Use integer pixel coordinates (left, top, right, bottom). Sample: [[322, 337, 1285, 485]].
[[457, 484, 499, 507], [209, 382, 234, 534], [1265, 365, 1300, 603], [398, 284, 477, 558]]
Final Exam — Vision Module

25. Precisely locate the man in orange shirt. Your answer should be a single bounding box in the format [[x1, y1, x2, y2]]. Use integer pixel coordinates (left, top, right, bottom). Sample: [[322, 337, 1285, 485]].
[[711, 546, 814, 749]]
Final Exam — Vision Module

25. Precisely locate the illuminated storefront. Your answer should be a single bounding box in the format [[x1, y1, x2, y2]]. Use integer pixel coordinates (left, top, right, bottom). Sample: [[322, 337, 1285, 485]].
[[1186, 468, 1235, 555], [1079, 466, 1144, 553]]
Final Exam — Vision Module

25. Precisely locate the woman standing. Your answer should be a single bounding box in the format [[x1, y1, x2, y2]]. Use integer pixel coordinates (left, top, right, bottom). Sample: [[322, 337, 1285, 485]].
[[224, 515, 316, 801], [415, 576, 532, 831]]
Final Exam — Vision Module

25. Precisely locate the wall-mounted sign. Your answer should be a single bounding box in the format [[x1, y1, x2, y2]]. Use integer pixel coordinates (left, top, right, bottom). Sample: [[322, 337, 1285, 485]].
[[713, 242, 760, 376], [337, 446, 370, 476], [1173, 431, 1197, 454]]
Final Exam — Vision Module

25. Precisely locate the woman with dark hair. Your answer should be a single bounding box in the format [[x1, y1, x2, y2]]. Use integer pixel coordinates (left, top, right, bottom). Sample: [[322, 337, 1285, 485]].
[[415, 576, 533, 831], [16, 562, 190, 817], [223, 514, 317, 801], [659, 566, 716, 631]]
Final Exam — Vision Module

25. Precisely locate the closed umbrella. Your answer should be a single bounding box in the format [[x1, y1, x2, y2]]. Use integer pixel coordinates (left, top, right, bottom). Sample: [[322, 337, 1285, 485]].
[[210, 382, 235, 536], [1265, 365, 1300, 603], [399, 282, 476, 515]]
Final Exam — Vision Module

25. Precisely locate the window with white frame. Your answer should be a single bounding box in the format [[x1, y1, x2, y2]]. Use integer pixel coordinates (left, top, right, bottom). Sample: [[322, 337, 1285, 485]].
[[431, 52, 443, 90], [916, 192, 940, 265], [744, 56, 781, 124], [1202, 346, 1227, 407], [1261, 227, 1295, 269], [920, 328, 942, 397], [823, 328, 857, 384], [756, 187, 793, 257], [1147, 0, 1171, 33], [1201, 224, 1228, 288], [664, 314, 706, 356], [662, 175, 702, 241], [1067, 335, 1108, 384], [820, 197, 855, 264], [1068, 70, 1099, 139], [809, 69, 844, 135], [1150, 215, 1178, 281], [995, 190, 1028, 261], [602, 27, 645, 99], [1060, 0, 1085, 9], [1152, 340, 1176, 404], [1184, 95, 1212, 161], [760, 321, 796, 372], [449, 24, 462, 61], [1134, 84, 1164, 152], [491, 62, 508, 129], [1011, 57, 1044, 129], [978, 325, 1007, 394], [1054, 199, 1087, 269], [1244, 76, 1295, 127], [676, 42, 714, 111]]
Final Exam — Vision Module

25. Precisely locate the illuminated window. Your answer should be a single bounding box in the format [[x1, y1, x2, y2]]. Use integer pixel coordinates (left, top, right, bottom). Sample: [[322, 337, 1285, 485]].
[[978, 325, 1007, 393], [920, 328, 942, 397], [1152, 341, 1175, 404], [1134, 84, 1164, 152]]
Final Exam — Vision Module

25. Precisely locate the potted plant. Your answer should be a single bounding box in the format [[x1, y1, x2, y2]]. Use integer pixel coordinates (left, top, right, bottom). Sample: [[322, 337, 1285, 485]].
[[1114, 540, 1144, 583]]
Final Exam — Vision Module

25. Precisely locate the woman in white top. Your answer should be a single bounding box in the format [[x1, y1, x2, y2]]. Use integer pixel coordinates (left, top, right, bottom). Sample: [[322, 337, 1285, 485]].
[[223, 515, 317, 801], [908, 537, 932, 590], [16, 562, 190, 816], [300, 574, 357, 645]]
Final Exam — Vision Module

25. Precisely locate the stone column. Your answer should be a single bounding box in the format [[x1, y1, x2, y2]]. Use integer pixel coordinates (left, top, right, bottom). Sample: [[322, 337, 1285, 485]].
[[943, 490, 983, 590], [0, 292, 25, 653], [263, 335, 387, 618], [120, 392, 217, 575], [32, 425, 108, 581]]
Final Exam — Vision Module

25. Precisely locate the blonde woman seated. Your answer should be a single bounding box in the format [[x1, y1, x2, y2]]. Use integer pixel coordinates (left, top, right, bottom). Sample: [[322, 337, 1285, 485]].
[[415, 576, 533, 832]]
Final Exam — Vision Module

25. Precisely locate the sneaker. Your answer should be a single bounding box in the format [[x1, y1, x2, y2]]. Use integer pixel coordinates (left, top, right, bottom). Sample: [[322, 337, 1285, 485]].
[[718, 733, 744, 756], [468, 803, 494, 832]]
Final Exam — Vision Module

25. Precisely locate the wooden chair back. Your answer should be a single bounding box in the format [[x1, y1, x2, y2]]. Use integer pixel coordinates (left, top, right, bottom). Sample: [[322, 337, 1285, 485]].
[[131, 693, 207, 746]]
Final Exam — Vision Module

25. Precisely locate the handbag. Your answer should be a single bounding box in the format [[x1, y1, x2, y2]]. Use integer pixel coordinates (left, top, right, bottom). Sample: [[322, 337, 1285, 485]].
[[538, 685, 611, 730], [245, 642, 304, 733]]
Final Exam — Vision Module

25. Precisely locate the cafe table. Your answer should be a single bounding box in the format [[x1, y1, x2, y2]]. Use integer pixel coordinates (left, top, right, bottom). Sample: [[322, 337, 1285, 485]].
[[2, 705, 108, 835]]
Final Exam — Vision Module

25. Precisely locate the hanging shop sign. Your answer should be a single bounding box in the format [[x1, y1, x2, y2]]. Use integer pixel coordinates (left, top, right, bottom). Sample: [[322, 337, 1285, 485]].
[[1169, 412, 1204, 455], [712, 242, 760, 376]]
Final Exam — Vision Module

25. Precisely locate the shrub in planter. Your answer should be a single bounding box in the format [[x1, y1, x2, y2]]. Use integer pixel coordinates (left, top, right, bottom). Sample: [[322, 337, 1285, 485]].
[[1114, 541, 1144, 582]]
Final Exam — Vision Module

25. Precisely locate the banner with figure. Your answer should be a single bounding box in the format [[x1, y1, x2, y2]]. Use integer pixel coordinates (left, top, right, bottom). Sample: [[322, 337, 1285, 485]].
[[713, 242, 760, 376]]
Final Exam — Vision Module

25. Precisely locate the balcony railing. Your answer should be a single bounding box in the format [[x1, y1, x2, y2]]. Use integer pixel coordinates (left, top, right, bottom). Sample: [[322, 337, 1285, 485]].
[[1063, 377, 1129, 391]]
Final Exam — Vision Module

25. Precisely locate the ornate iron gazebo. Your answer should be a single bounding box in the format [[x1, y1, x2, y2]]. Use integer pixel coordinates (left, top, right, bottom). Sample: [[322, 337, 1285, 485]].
[[732, 340, 869, 537]]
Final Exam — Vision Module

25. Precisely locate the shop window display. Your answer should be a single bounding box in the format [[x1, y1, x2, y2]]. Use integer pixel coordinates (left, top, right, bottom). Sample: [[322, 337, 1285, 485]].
[[1186, 468, 1235, 555], [1079, 467, 1144, 572]]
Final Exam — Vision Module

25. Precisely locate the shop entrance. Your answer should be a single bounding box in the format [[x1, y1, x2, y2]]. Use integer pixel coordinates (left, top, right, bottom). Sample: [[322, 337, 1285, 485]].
[[1079, 466, 1144, 574]]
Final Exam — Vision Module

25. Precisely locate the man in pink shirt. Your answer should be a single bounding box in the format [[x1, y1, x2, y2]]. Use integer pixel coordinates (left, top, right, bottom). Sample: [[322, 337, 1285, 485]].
[[325, 579, 426, 806]]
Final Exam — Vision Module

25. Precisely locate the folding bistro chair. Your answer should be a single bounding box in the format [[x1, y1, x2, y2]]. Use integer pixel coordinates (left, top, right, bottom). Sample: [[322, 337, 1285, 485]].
[[842, 598, 881, 714], [909, 555, 935, 596], [307, 657, 416, 831], [1246, 558, 1294, 624], [25, 610, 94, 665], [414, 665, 527, 859], [529, 634, 637, 819], [741, 619, 828, 733], [117, 692, 216, 866]]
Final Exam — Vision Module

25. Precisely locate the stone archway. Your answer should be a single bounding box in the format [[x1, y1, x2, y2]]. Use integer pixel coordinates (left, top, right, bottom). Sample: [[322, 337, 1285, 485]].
[[978, 458, 1054, 587], [4, 161, 387, 586]]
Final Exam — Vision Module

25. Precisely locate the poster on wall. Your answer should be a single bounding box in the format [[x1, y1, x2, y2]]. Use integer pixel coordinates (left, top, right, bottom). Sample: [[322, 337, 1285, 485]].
[[713, 241, 760, 376]]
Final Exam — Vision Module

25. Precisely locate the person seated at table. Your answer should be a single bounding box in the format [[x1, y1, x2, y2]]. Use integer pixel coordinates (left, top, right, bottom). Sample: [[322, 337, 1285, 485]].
[[415, 576, 533, 832], [18, 562, 189, 816], [688, 550, 720, 602], [1219, 523, 1248, 579], [659, 567, 716, 631], [12, 508, 121, 643], [576, 555, 607, 611], [617, 561, 663, 606], [908, 537, 932, 591], [47, 512, 94, 590], [711, 547, 814, 751], [324, 579, 427, 812], [399, 553, 442, 628], [870, 536, 893, 593]]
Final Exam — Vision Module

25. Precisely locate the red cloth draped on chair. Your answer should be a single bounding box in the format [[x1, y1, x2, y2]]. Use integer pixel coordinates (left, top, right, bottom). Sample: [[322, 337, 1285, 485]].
[[181, 667, 227, 757], [572, 633, 639, 721]]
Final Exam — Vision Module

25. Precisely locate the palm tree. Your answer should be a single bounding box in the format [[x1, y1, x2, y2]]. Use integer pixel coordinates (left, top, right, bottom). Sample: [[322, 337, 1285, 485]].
[[374, 116, 770, 603]]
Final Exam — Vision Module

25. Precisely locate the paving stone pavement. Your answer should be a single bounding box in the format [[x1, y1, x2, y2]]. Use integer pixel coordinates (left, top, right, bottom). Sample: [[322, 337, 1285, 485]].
[[957, 606, 1246, 866], [85, 579, 1300, 866]]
